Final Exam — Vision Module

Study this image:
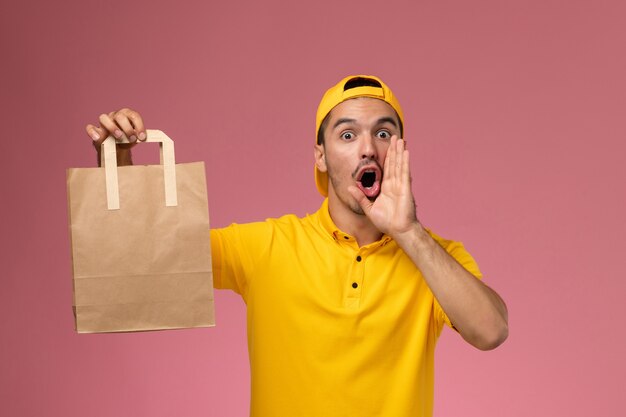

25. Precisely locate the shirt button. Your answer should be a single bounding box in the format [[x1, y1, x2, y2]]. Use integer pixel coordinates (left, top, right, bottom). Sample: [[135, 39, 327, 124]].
[[352, 282, 358, 288], [356, 255, 362, 262]]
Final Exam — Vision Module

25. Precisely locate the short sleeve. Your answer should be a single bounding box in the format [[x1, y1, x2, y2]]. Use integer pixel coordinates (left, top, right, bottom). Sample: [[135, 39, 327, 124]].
[[210, 222, 274, 300]]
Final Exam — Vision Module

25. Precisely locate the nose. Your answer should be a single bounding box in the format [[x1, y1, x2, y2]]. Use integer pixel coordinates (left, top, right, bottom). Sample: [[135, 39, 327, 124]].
[[360, 134, 378, 160]]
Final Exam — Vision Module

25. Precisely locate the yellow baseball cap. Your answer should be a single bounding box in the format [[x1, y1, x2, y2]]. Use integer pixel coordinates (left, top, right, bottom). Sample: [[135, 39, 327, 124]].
[[314, 75, 404, 196]]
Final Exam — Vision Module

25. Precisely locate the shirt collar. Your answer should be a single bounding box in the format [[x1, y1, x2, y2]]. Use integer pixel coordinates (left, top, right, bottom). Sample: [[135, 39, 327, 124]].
[[316, 198, 392, 246]]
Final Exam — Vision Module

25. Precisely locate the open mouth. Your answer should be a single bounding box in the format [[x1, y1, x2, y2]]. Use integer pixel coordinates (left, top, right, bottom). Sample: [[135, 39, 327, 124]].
[[356, 167, 381, 199], [360, 171, 376, 188]]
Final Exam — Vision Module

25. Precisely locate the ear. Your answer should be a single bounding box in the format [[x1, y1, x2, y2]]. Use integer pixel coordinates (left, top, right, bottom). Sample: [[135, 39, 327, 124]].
[[314, 143, 327, 172]]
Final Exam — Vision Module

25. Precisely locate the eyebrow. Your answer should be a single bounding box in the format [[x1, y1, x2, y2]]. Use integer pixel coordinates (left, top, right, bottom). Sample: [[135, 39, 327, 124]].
[[332, 116, 399, 130], [376, 117, 398, 128], [332, 118, 357, 130]]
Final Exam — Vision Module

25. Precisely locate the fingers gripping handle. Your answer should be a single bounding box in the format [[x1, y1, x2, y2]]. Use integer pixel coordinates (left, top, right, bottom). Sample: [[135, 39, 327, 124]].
[[102, 129, 178, 210]]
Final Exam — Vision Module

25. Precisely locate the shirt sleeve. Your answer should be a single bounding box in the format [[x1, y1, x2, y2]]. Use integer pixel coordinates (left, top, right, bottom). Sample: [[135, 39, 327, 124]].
[[210, 221, 274, 300], [427, 231, 483, 330]]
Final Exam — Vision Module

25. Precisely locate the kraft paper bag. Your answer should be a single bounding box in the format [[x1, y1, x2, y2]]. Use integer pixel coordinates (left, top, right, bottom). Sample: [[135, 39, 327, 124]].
[[67, 130, 215, 333]]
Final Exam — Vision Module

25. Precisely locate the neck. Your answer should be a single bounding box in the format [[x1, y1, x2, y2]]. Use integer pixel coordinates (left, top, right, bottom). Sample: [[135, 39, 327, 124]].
[[327, 193, 383, 247]]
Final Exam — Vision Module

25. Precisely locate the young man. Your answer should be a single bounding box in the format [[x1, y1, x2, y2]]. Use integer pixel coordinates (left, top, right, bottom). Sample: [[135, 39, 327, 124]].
[[86, 75, 508, 417]]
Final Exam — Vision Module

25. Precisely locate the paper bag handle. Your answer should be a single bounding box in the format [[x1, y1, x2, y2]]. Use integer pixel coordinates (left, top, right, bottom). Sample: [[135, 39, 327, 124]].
[[101, 129, 178, 210]]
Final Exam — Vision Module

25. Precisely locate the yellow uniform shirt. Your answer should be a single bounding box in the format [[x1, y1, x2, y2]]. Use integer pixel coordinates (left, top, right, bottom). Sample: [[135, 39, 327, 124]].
[[210, 199, 482, 417]]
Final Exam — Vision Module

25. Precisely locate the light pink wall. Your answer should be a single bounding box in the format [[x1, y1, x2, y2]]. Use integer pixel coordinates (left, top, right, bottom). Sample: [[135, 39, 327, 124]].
[[1, 0, 624, 416]]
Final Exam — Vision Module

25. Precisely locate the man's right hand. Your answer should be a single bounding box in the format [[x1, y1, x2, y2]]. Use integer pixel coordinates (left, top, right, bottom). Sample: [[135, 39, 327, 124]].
[[85, 108, 146, 166]]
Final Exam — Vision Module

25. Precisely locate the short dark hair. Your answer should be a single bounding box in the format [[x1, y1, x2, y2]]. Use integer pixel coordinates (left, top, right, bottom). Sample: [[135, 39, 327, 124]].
[[316, 78, 403, 145]]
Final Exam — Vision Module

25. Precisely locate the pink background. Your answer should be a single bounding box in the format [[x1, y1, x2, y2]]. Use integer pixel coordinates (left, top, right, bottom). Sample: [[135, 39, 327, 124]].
[[1, 0, 624, 416]]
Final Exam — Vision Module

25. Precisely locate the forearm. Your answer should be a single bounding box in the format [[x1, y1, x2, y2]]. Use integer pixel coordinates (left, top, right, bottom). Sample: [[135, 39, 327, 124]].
[[395, 223, 508, 350]]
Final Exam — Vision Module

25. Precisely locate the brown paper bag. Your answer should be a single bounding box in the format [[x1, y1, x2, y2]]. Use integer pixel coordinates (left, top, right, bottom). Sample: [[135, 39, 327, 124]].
[[67, 129, 215, 333]]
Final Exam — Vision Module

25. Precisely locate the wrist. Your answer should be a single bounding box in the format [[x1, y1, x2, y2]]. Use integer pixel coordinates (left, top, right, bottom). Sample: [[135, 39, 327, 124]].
[[393, 221, 428, 249]]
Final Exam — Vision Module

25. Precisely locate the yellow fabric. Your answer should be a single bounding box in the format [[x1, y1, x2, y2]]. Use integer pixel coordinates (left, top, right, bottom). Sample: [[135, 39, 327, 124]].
[[211, 199, 482, 417], [315, 75, 404, 139]]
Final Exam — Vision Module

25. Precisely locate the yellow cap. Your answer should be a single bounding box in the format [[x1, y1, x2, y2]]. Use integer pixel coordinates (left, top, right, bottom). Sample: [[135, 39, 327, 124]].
[[314, 75, 404, 196]]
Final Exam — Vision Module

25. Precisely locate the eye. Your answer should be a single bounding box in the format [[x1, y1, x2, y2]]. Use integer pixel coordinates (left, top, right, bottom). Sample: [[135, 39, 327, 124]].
[[341, 131, 355, 140], [376, 130, 391, 139]]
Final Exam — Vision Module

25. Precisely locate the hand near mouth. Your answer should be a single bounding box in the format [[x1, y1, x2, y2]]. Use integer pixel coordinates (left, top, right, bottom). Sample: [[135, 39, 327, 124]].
[[348, 136, 419, 239]]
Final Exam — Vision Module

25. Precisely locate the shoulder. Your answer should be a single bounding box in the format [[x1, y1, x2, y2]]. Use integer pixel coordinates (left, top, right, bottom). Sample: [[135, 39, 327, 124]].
[[212, 211, 318, 239], [424, 228, 482, 279]]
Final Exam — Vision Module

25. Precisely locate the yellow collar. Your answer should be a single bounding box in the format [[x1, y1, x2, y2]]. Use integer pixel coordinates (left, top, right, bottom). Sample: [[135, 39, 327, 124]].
[[317, 198, 392, 246]]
